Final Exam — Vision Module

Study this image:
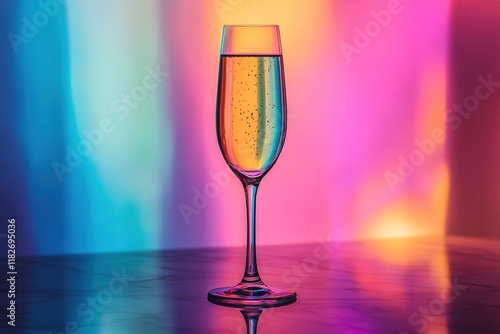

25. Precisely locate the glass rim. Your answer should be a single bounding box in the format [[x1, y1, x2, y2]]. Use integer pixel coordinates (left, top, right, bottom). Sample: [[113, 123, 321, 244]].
[[223, 24, 280, 28], [221, 24, 282, 55]]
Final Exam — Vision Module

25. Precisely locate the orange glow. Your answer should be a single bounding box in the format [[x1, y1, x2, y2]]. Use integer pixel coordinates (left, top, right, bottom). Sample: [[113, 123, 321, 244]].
[[364, 199, 428, 239], [362, 163, 450, 239]]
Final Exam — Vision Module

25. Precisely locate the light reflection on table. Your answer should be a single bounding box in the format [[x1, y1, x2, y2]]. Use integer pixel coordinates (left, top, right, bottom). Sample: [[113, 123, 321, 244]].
[[3, 236, 500, 333]]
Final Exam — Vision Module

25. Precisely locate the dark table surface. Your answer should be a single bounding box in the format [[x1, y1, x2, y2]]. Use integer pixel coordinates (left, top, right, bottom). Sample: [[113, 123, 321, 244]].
[[2, 236, 500, 333]]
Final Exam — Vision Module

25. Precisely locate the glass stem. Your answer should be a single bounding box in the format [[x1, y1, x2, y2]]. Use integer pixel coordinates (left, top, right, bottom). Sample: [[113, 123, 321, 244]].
[[242, 310, 261, 334], [242, 180, 262, 284]]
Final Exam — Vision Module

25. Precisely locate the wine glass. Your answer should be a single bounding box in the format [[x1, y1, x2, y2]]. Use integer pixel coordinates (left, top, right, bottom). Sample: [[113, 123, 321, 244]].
[[208, 25, 296, 306]]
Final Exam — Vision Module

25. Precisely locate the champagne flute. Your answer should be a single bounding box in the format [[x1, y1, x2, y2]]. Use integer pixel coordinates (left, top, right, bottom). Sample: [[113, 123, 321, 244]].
[[208, 25, 296, 306]]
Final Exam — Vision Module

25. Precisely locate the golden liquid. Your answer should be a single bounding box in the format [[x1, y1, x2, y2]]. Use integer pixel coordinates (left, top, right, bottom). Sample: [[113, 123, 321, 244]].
[[217, 56, 286, 179]]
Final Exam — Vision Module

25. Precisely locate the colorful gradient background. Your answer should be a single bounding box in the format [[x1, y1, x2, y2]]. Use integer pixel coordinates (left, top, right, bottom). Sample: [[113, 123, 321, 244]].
[[2, 0, 500, 256]]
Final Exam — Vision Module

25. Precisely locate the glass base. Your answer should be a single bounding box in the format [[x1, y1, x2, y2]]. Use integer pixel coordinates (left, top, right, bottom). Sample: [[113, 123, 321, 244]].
[[208, 282, 297, 307]]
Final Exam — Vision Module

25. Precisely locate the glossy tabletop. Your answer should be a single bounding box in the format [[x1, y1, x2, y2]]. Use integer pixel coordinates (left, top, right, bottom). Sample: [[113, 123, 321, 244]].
[[2, 236, 500, 333]]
